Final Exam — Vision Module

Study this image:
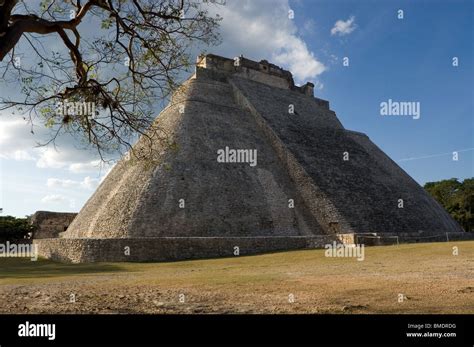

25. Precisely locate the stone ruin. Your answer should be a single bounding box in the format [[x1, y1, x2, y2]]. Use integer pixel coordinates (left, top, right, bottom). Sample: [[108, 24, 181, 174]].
[[34, 54, 473, 263], [30, 211, 77, 239]]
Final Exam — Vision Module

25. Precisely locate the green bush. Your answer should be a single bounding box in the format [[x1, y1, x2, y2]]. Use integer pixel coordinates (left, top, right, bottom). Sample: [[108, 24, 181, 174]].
[[0, 216, 36, 241], [424, 178, 473, 232]]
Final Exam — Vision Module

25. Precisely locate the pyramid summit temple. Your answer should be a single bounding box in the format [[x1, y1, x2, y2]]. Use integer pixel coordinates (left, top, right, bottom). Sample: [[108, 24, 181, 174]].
[[34, 54, 472, 263]]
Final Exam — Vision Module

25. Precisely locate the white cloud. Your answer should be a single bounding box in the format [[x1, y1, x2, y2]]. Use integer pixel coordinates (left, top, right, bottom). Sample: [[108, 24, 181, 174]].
[[36, 148, 70, 169], [0, 114, 109, 173], [46, 176, 100, 190], [40, 193, 77, 208], [11, 150, 36, 161], [68, 160, 102, 173], [47, 178, 78, 188], [331, 16, 356, 36], [0, 119, 41, 160], [81, 176, 100, 189], [41, 194, 66, 204], [36, 146, 101, 171], [207, 0, 326, 83], [272, 36, 325, 83]]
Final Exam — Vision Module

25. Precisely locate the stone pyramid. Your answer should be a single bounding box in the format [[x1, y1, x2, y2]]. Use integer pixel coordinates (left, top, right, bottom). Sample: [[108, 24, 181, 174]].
[[35, 54, 469, 263]]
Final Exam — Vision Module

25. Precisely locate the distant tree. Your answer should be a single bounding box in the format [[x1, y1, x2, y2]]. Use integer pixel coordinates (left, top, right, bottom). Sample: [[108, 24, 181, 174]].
[[0, 0, 221, 160], [424, 178, 473, 232], [0, 215, 36, 241]]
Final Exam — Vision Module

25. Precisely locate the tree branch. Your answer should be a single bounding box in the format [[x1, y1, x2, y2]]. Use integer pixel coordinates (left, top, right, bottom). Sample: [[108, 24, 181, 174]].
[[0, 0, 95, 61]]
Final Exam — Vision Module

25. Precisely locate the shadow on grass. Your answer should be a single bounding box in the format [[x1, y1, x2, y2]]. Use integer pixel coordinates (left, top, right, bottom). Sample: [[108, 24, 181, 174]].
[[0, 257, 125, 279]]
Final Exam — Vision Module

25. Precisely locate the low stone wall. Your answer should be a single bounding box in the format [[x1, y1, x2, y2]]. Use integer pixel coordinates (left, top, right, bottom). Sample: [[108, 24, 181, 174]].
[[34, 236, 337, 263], [340, 232, 474, 246]]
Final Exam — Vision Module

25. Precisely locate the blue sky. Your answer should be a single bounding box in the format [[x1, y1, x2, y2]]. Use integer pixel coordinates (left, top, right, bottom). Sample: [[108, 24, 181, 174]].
[[302, 0, 473, 185], [0, 0, 472, 217]]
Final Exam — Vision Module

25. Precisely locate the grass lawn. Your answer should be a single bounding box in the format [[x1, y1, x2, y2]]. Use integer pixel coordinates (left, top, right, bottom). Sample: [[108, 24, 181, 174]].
[[0, 241, 472, 314]]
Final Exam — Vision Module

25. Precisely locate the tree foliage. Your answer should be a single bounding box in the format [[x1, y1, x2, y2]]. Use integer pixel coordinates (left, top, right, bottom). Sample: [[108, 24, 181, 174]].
[[424, 178, 474, 232], [0, 0, 221, 160], [0, 215, 36, 241]]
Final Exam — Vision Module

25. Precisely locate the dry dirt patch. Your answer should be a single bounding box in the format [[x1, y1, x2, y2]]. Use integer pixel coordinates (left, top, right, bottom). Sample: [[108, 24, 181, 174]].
[[0, 241, 472, 314]]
